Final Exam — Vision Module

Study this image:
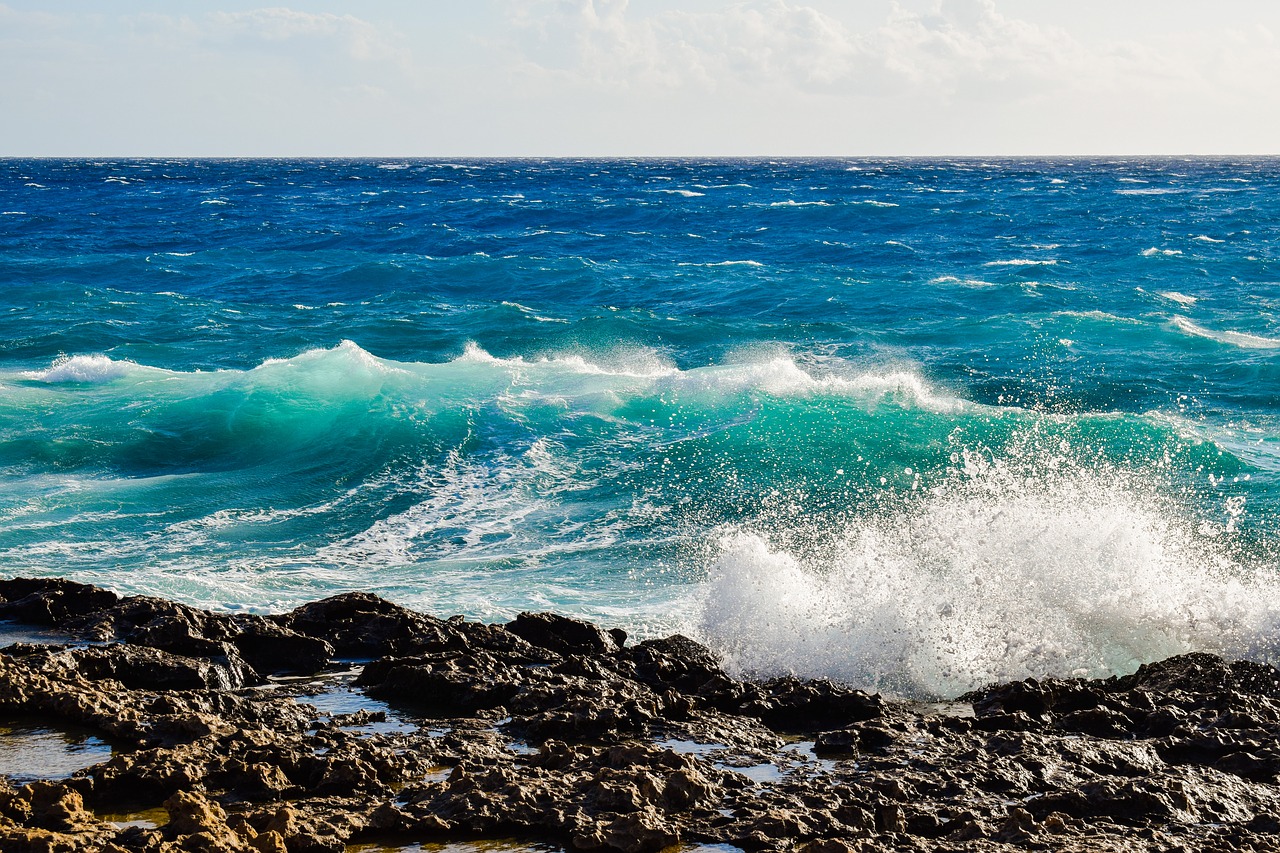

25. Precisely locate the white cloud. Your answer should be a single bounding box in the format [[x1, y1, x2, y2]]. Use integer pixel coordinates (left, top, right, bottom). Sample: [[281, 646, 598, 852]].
[[503, 0, 1280, 108], [200, 7, 406, 65], [1, 1, 1278, 154]]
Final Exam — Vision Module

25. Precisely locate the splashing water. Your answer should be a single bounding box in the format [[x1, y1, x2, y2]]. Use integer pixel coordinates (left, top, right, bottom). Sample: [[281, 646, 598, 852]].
[[697, 448, 1280, 699]]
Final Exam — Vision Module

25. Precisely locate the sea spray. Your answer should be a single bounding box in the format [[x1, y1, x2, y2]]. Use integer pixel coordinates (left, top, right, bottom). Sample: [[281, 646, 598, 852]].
[[695, 443, 1280, 699]]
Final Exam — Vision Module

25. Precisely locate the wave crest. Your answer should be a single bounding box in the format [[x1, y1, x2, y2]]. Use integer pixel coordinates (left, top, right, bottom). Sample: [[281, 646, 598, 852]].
[[26, 355, 139, 384]]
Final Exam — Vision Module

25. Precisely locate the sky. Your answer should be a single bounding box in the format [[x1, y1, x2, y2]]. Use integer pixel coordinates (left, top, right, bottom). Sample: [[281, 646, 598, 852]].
[[2, 0, 1278, 156]]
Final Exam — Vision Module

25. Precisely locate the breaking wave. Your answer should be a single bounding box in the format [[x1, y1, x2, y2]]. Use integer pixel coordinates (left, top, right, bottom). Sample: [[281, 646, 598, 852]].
[[697, 448, 1280, 699]]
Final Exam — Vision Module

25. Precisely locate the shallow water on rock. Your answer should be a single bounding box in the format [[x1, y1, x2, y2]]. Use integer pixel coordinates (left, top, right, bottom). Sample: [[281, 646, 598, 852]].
[[276, 670, 427, 736], [347, 842, 564, 852], [656, 735, 840, 782], [0, 620, 76, 647], [347, 844, 742, 853], [97, 806, 169, 830], [0, 719, 112, 783]]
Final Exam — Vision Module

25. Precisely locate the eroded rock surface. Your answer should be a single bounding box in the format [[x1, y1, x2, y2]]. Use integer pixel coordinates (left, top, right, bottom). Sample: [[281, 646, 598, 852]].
[[1, 577, 1279, 851]]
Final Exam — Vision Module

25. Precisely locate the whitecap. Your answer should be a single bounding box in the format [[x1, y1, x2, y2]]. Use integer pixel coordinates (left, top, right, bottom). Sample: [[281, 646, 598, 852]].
[[1171, 316, 1280, 349], [1141, 248, 1183, 257], [983, 259, 1060, 267], [676, 260, 765, 268], [928, 276, 996, 288], [1053, 310, 1142, 324], [648, 189, 705, 198], [24, 355, 133, 384], [1157, 291, 1198, 307]]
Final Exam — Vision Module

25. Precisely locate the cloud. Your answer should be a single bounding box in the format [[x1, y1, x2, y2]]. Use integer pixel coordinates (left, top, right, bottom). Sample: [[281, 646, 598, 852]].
[[503, 0, 1280, 108], [506, 0, 864, 93], [201, 7, 404, 64]]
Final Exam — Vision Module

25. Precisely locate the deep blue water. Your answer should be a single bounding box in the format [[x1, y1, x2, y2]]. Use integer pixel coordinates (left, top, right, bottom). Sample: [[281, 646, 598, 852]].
[[3, 157, 1280, 697]]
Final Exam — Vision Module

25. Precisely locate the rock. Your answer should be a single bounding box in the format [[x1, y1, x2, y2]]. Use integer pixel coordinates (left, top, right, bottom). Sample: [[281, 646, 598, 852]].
[[231, 622, 333, 675], [282, 592, 452, 658], [813, 729, 858, 757], [0, 577, 119, 626], [506, 611, 619, 656], [6, 583, 1280, 853]]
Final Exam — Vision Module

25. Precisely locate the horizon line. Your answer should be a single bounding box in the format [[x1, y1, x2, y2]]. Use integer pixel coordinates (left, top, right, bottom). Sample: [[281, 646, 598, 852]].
[[4, 153, 1280, 161]]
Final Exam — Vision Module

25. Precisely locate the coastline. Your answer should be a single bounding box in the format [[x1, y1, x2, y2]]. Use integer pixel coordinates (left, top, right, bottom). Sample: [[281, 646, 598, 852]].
[[1, 577, 1278, 852]]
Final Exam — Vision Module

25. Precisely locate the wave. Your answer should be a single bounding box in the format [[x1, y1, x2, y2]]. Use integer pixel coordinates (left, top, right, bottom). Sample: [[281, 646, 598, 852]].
[[3, 341, 1260, 640], [676, 260, 766, 268], [14, 342, 969, 402], [4, 343, 974, 475], [648, 189, 705, 198], [928, 276, 996, 288], [25, 354, 147, 384], [1157, 291, 1198, 307], [1171, 316, 1280, 350], [983, 259, 1060, 267], [696, 449, 1280, 699], [1053, 310, 1143, 324]]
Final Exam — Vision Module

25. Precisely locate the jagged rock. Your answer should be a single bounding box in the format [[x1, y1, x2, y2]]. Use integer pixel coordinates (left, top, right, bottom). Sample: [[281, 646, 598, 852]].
[[506, 611, 619, 656], [4, 580, 1280, 852]]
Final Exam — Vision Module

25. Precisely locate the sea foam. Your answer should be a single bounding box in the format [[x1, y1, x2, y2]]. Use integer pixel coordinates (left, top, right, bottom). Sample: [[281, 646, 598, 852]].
[[26, 355, 135, 384], [1172, 316, 1280, 349]]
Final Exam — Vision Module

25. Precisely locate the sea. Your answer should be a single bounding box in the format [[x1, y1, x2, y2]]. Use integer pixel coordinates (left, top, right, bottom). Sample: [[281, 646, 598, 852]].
[[2, 157, 1280, 699]]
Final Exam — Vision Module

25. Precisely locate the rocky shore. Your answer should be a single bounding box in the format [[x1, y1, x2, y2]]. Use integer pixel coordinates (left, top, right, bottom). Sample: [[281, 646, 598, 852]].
[[1, 578, 1279, 852]]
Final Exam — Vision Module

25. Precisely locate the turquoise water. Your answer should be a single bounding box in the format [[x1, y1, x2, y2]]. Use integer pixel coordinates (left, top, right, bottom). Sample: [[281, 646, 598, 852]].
[[3, 158, 1280, 697]]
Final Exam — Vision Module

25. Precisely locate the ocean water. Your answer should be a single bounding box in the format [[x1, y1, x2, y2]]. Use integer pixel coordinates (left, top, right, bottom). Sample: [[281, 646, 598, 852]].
[[3, 157, 1280, 698]]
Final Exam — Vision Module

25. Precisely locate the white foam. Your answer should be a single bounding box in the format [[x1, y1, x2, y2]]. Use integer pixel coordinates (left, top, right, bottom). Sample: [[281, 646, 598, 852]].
[[769, 200, 832, 207], [677, 260, 765, 268], [695, 453, 1280, 699], [929, 276, 996, 288], [654, 356, 966, 414], [1141, 248, 1183, 257], [450, 342, 671, 379], [983, 259, 1059, 267], [1054, 310, 1142, 324], [1172, 316, 1280, 349], [450, 344, 964, 413], [1194, 235, 1226, 243], [317, 438, 602, 571], [25, 355, 133, 384], [650, 189, 705, 197], [1158, 291, 1198, 307]]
